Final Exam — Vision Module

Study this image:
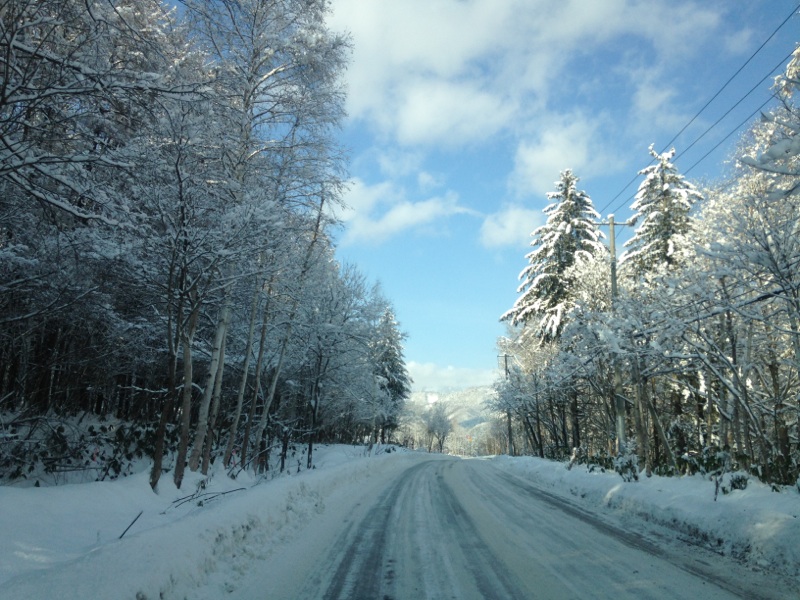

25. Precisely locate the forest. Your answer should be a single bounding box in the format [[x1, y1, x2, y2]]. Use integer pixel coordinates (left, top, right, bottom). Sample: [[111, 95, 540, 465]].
[[494, 46, 800, 487], [0, 0, 411, 490]]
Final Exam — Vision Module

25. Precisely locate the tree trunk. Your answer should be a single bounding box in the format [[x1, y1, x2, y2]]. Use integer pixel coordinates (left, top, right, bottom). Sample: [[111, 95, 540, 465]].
[[535, 402, 545, 458], [202, 335, 227, 475], [521, 412, 535, 454], [239, 390, 257, 472], [189, 301, 231, 472], [173, 328, 196, 489], [307, 407, 316, 470], [631, 358, 649, 476], [150, 313, 180, 489], [613, 360, 626, 454], [239, 314, 271, 470], [252, 337, 291, 473], [259, 421, 270, 474], [223, 279, 264, 467], [506, 409, 515, 455], [149, 388, 174, 491], [645, 386, 677, 472], [252, 197, 328, 472], [280, 427, 290, 473], [569, 392, 581, 450]]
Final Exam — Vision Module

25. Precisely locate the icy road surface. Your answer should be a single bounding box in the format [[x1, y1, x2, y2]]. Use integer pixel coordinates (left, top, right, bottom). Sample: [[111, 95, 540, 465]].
[[239, 456, 790, 600]]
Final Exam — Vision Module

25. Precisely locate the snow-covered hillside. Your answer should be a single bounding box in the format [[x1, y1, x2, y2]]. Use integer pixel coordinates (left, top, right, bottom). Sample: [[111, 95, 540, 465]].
[[402, 386, 502, 454], [408, 385, 496, 431]]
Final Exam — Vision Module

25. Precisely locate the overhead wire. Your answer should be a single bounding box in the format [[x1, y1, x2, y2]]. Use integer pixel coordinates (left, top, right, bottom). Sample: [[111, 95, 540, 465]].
[[636, 265, 800, 343], [683, 95, 774, 176], [511, 12, 800, 388], [675, 52, 794, 164], [610, 164, 793, 324], [598, 9, 800, 340], [606, 81, 781, 217], [657, 3, 800, 155], [610, 202, 800, 339], [596, 2, 800, 217]]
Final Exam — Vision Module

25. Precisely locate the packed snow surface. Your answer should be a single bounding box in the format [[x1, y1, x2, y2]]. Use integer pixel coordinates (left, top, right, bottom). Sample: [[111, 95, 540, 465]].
[[1, 447, 798, 598]]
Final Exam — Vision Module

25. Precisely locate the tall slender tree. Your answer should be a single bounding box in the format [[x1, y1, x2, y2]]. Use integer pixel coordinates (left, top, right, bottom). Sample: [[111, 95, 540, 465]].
[[370, 304, 412, 442], [502, 169, 606, 343]]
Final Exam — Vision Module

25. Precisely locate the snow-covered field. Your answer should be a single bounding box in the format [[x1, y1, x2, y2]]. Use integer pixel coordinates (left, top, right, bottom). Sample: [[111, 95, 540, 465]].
[[1, 447, 798, 599]]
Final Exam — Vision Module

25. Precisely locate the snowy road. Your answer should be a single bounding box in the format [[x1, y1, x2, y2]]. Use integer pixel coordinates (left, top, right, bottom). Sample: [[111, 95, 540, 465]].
[[2, 450, 798, 600], [240, 456, 790, 600]]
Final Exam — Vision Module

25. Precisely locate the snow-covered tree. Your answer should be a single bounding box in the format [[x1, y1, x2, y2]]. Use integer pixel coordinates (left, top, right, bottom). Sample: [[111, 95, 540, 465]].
[[502, 169, 606, 343], [694, 126, 800, 483], [424, 402, 452, 453], [621, 145, 702, 276], [747, 44, 800, 178], [0, 0, 186, 224], [489, 48, 800, 486], [156, 0, 350, 488], [370, 305, 412, 442]]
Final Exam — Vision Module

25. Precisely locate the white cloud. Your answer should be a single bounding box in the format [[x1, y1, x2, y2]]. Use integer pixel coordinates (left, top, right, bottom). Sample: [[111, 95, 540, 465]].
[[329, 0, 732, 149], [722, 27, 756, 56], [632, 79, 678, 120], [333, 177, 395, 224], [627, 2, 723, 59], [338, 179, 472, 245], [407, 361, 499, 392], [480, 205, 542, 248], [509, 114, 613, 198], [328, 0, 531, 145], [376, 149, 422, 179], [394, 79, 517, 146], [417, 171, 444, 192], [624, 68, 689, 134]]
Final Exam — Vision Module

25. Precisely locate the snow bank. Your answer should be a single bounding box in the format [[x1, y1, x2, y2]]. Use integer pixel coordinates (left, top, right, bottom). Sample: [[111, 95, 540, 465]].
[[491, 455, 800, 579], [0, 444, 413, 599]]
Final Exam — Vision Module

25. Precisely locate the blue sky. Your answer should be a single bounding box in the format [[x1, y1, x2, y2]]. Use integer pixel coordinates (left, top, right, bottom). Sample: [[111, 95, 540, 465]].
[[325, 0, 800, 392]]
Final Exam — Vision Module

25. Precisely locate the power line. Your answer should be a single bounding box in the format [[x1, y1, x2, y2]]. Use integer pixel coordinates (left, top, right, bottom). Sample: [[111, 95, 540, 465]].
[[675, 52, 794, 164], [684, 95, 774, 176], [622, 243, 800, 333], [597, 173, 639, 217], [606, 92, 785, 266], [597, 3, 800, 216], [657, 3, 800, 156], [608, 84, 781, 216]]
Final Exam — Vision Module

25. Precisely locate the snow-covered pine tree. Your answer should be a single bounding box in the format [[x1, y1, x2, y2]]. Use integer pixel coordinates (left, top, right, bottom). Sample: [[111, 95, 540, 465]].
[[371, 305, 412, 442], [501, 169, 606, 343], [621, 145, 702, 276]]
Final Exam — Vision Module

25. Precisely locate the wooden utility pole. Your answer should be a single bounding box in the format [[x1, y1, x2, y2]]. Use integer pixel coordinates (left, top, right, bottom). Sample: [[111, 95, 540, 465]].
[[500, 354, 515, 456], [602, 215, 628, 454], [608, 215, 619, 300]]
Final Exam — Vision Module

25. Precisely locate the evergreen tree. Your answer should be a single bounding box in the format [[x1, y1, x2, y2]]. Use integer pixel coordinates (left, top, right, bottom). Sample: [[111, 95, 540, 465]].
[[371, 306, 412, 441], [621, 145, 702, 276], [502, 169, 606, 343]]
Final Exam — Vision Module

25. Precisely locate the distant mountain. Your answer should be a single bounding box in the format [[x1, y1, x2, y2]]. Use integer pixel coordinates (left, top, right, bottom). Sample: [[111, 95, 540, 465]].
[[408, 386, 496, 432]]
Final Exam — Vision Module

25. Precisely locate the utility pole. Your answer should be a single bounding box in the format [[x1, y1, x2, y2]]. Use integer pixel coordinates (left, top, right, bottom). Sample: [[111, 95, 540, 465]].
[[608, 215, 619, 300], [499, 354, 515, 456], [600, 215, 630, 454]]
